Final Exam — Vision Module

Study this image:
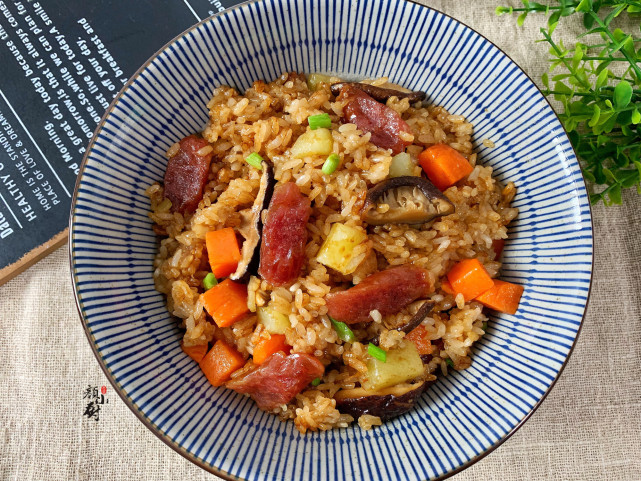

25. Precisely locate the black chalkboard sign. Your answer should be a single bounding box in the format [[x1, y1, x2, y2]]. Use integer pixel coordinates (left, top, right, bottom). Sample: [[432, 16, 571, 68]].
[[0, 0, 241, 284]]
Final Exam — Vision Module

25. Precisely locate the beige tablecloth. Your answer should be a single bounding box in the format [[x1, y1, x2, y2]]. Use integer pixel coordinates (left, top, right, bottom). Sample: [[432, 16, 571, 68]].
[[1, 2, 640, 480]]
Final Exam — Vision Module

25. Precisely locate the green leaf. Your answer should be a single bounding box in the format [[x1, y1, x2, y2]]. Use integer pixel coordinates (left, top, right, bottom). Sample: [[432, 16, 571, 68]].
[[517, 12, 528, 27], [595, 164, 606, 184], [613, 80, 633, 109], [628, 5, 641, 13], [621, 171, 640, 188], [595, 68, 609, 89], [554, 81, 573, 96], [589, 104, 601, 127], [604, 4, 626, 26], [583, 170, 596, 182], [548, 11, 562, 34], [576, 0, 592, 13], [495, 6, 513, 15], [542, 72, 549, 88], [632, 109, 641, 124], [602, 113, 620, 132], [583, 12, 595, 29], [612, 28, 627, 43], [605, 99, 613, 108], [572, 45, 584, 68], [621, 122, 635, 137], [623, 36, 636, 58], [617, 109, 634, 126], [635, 160, 641, 181], [603, 167, 617, 183], [608, 184, 623, 205], [595, 60, 612, 75]]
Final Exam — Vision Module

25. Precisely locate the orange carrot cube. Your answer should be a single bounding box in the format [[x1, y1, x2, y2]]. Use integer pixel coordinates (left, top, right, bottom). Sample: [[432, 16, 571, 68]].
[[181, 341, 208, 363], [475, 279, 524, 315], [419, 144, 474, 191], [252, 334, 290, 365], [199, 340, 245, 387], [206, 228, 242, 278], [201, 278, 249, 327], [446, 258, 495, 301]]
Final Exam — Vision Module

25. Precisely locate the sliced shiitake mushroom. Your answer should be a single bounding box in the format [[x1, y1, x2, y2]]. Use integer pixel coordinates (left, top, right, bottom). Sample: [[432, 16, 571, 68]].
[[334, 381, 431, 420], [230, 162, 275, 280], [368, 299, 435, 346], [395, 299, 435, 333], [330, 82, 426, 103], [362, 176, 455, 226]]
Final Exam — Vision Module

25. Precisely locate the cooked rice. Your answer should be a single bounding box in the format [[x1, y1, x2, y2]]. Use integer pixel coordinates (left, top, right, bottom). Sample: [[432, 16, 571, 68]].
[[147, 72, 517, 432]]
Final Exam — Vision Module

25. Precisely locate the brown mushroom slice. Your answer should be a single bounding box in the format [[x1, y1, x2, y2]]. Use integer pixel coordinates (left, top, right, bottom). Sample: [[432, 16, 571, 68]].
[[330, 82, 426, 103], [334, 381, 429, 420], [395, 299, 436, 334], [362, 176, 455, 226], [230, 162, 275, 280], [369, 299, 435, 346]]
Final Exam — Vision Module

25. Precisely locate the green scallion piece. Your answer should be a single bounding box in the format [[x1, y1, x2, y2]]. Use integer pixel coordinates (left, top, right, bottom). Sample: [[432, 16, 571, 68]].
[[445, 358, 454, 368], [245, 152, 263, 169], [368, 343, 387, 363], [329, 316, 355, 343], [321, 153, 340, 175], [311, 377, 321, 386], [202, 273, 218, 290], [307, 113, 331, 130], [482, 321, 488, 332]]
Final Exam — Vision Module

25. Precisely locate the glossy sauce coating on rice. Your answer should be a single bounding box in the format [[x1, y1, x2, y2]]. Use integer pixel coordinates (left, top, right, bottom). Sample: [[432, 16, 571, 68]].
[[147, 72, 518, 432]]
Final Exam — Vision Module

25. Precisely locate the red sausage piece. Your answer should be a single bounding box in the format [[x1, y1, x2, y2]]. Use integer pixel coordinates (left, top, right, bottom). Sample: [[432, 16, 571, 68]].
[[326, 265, 434, 324], [258, 182, 311, 286], [163, 135, 213, 214], [226, 352, 325, 410], [339, 84, 413, 155]]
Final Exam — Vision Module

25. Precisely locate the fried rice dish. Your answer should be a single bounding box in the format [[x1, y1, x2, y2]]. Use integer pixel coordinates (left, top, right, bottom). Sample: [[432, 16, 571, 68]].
[[146, 72, 521, 432]]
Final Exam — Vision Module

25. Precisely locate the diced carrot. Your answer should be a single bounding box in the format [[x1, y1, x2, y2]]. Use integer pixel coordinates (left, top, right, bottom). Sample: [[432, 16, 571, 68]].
[[201, 278, 249, 328], [475, 279, 524, 315], [418, 144, 474, 191], [181, 341, 208, 363], [441, 279, 455, 295], [206, 228, 242, 278], [446, 258, 495, 301], [492, 239, 506, 259], [253, 334, 290, 365], [199, 340, 246, 387], [405, 326, 433, 355]]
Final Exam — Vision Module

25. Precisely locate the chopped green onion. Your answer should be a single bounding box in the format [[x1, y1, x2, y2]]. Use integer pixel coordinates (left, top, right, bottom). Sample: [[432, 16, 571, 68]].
[[482, 321, 488, 332], [368, 343, 387, 363], [245, 152, 263, 169], [329, 316, 355, 343], [445, 358, 454, 368], [308, 113, 331, 130], [202, 273, 218, 290], [311, 377, 321, 386], [321, 153, 340, 175]]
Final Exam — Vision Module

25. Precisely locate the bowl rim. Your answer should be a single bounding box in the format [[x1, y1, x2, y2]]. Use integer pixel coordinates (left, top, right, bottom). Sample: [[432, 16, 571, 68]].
[[68, 0, 594, 479]]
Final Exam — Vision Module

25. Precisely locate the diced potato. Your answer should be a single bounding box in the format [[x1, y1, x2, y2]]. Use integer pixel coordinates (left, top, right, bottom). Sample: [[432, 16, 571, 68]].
[[257, 306, 291, 334], [388, 152, 417, 178], [291, 128, 333, 159], [307, 73, 332, 91], [364, 341, 424, 390], [316, 223, 368, 275]]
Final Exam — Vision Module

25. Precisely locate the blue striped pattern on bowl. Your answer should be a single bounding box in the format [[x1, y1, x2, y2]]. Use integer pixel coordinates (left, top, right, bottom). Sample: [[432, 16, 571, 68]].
[[69, 0, 593, 479]]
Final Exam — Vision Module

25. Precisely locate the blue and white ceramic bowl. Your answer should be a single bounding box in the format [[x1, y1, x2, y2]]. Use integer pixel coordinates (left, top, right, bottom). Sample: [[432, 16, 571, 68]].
[[69, 0, 593, 479]]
